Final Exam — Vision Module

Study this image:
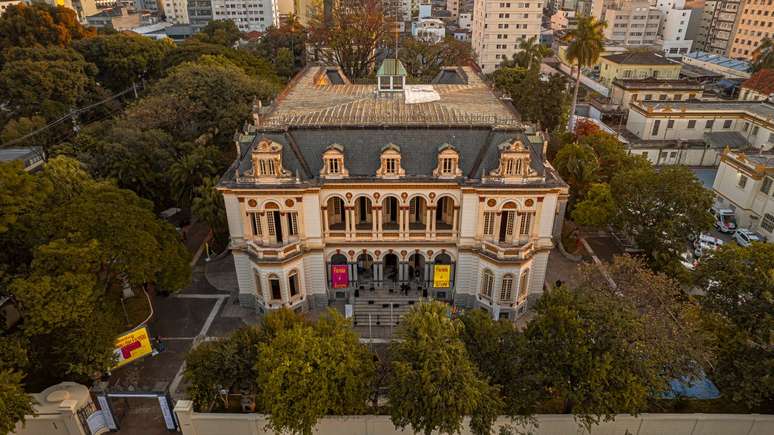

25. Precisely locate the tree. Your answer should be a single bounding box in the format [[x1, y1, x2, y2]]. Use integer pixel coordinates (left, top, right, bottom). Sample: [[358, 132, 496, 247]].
[[751, 37, 774, 72], [608, 165, 713, 269], [308, 0, 387, 79], [192, 176, 227, 241], [500, 35, 552, 69], [570, 183, 614, 227], [696, 243, 774, 408], [185, 325, 262, 411], [0, 46, 98, 128], [0, 161, 51, 234], [169, 145, 220, 208], [248, 23, 307, 77], [553, 142, 599, 201], [492, 66, 571, 131], [523, 286, 664, 428], [257, 310, 375, 435], [0, 116, 55, 154], [74, 33, 173, 92], [564, 16, 605, 129], [275, 47, 295, 80], [161, 41, 279, 79], [389, 302, 500, 435], [399, 36, 473, 82], [577, 131, 648, 183], [190, 19, 242, 47], [0, 3, 94, 52], [0, 370, 34, 435]]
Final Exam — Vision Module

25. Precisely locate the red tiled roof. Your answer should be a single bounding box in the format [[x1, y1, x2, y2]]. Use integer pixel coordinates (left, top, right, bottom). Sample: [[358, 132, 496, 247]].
[[741, 69, 774, 96]]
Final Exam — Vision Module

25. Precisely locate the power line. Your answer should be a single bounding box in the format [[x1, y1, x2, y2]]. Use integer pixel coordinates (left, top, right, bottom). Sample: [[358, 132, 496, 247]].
[[0, 83, 142, 148]]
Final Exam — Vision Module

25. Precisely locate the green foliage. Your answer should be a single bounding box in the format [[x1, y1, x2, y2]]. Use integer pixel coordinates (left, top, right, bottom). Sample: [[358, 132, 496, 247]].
[[0, 3, 94, 52], [192, 176, 227, 238], [577, 131, 648, 183], [399, 36, 474, 82], [500, 35, 552, 70], [190, 20, 242, 47], [0, 116, 53, 152], [248, 24, 307, 77], [74, 33, 173, 92], [751, 38, 774, 73], [0, 46, 98, 124], [275, 47, 295, 80], [389, 302, 500, 435], [491, 66, 570, 132], [570, 183, 614, 227], [161, 41, 279, 79], [185, 325, 263, 411], [0, 370, 34, 435], [0, 161, 51, 234], [564, 16, 606, 129], [258, 310, 375, 435], [696, 243, 774, 408], [553, 142, 599, 200], [170, 145, 220, 207], [609, 165, 714, 269]]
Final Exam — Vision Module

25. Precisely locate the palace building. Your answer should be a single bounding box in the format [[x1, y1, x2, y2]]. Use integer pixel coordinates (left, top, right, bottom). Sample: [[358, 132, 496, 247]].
[[218, 61, 568, 321]]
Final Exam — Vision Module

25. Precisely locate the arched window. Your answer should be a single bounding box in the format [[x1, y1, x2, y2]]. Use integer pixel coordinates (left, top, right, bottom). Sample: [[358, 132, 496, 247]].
[[500, 274, 514, 302], [288, 270, 300, 298], [480, 269, 494, 299], [518, 269, 530, 304]]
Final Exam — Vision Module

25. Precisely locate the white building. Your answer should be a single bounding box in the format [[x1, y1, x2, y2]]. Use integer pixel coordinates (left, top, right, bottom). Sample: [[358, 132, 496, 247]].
[[472, 0, 544, 73], [447, 0, 459, 18], [217, 62, 568, 322], [680, 51, 751, 79], [412, 17, 446, 43], [458, 12, 472, 29], [713, 150, 774, 242], [654, 0, 702, 58], [550, 8, 576, 31], [162, 0, 189, 24], [211, 0, 278, 32], [603, 0, 663, 46]]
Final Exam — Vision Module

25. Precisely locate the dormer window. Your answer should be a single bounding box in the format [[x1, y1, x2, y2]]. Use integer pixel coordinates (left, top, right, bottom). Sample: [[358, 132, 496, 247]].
[[377, 143, 405, 178], [503, 158, 522, 176], [319, 144, 348, 179], [433, 144, 462, 178], [251, 137, 290, 181], [488, 139, 536, 181]]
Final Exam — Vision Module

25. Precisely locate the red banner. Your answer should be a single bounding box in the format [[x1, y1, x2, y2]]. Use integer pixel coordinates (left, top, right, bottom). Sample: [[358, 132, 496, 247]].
[[331, 265, 349, 288]]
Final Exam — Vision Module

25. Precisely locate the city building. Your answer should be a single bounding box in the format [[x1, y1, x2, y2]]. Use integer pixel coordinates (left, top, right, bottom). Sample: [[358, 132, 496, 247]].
[[694, 0, 742, 55], [610, 77, 704, 109], [728, 0, 774, 60], [162, 0, 189, 24], [0, 0, 22, 15], [625, 99, 774, 153], [452, 28, 471, 41], [134, 0, 160, 12], [713, 150, 774, 241], [471, 0, 544, 73], [412, 17, 447, 42], [739, 69, 774, 101], [447, 0, 459, 17], [211, 0, 279, 32], [0, 148, 44, 172], [599, 52, 682, 88], [217, 62, 568, 322], [86, 6, 155, 30], [602, 0, 663, 46], [458, 12, 472, 29], [550, 8, 577, 31], [681, 50, 751, 78], [654, 0, 703, 58], [186, 0, 212, 31]]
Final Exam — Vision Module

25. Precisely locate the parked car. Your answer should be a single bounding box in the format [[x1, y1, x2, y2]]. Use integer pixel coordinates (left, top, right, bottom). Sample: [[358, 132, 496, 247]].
[[733, 229, 763, 247], [693, 234, 724, 258], [710, 207, 736, 233]]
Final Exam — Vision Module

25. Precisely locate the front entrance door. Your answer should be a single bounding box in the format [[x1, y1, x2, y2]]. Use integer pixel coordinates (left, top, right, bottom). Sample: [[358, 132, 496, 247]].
[[499, 211, 513, 243]]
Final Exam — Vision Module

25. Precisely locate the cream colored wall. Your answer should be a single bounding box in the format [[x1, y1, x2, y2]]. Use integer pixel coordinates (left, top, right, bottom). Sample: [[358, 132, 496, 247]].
[[599, 60, 681, 87], [174, 400, 774, 435]]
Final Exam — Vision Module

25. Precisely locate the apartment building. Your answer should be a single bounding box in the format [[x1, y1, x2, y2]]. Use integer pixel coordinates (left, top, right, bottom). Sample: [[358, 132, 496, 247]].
[[610, 77, 703, 109], [603, 0, 663, 46], [713, 150, 774, 241], [694, 0, 742, 55], [654, 0, 704, 57], [472, 0, 544, 73], [599, 52, 682, 87], [211, 0, 278, 31], [728, 0, 774, 60], [448, 0, 459, 17], [218, 62, 568, 322], [187, 0, 212, 30], [162, 0, 189, 23]]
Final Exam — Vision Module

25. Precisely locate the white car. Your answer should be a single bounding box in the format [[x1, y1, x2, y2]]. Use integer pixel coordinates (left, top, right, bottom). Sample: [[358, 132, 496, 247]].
[[733, 229, 763, 247]]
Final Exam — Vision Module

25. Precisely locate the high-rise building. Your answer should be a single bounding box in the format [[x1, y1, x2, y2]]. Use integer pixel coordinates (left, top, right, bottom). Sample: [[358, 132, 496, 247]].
[[694, 0, 743, 55], [728, 0, 774, 60], [654, 0, 704, 57], [447, 0, 459, 17], [211, 0, 279, 31], [162, 0, 190, 24], [472, 0, 544, 73], [603, 0, 663, 46], [186, 0, 212, 30]]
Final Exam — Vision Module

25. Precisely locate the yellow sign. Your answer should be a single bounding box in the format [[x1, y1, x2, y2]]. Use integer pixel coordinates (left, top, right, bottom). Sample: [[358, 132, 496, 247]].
[[113, 326, 153, 368], [56, 0, 66, 6], [433, 265, 450, 288]]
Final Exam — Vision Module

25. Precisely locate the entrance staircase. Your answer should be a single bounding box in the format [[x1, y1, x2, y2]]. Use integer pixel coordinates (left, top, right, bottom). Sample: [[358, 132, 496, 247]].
[[351, 289, 424, 328]]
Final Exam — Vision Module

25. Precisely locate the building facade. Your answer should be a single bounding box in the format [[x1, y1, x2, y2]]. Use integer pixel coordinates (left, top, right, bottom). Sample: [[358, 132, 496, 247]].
[[186, 0, 212, 31], [694, 0, 742, 55], [602, 0, 663, 46], [728, 0, 774, 60], [680, 50, 751, 78], [217, 64, 568, 321], [162, 0, 190, 24], [211, 0, 278, 31], [610, 77, 703, 109], [739, 69, 774, 101], [713, 150, 774, 241], [472, 0, 544, 73], [599, 52, 682, 88], [655, 0, 703, 58]]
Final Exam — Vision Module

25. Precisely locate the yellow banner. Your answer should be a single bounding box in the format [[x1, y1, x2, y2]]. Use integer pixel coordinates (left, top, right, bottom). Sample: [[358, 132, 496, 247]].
[[433, 264, 450, 288], [113, 326, 153, 368]]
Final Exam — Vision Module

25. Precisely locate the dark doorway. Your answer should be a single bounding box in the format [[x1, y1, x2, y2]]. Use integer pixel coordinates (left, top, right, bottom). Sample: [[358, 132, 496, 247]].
[[272, 211, 283, 243], [383, 253, 399, 284], [499, 211, 513, 243]]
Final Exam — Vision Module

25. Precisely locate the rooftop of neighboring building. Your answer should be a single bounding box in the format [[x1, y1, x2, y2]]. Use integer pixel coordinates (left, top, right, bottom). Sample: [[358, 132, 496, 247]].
[[630, 100, 774, 120], [612, 77, 703, 90], [740, 69, 774, 96], [723, 150, 774, 172], [602, 52, 680, 66], [682, 51, 751, 73]]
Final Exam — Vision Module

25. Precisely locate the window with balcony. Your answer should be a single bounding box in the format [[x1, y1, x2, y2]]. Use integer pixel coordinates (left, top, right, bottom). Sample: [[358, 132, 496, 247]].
[[518, 211, 534, 237]]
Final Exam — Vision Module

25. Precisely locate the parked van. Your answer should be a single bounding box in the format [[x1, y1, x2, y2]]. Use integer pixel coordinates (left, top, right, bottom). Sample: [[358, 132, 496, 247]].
[[693, 234, 724, 258], [710, 207, 736, 233]]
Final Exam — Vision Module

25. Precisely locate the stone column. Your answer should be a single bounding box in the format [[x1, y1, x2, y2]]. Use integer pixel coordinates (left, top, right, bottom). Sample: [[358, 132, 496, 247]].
[[377, 209, 383, 240], [429, 207, 437, 239], [425, 207, 432, 238], [174, 400, 196, 435], [321, 207, 329, 237], [280, 213, 289, 244], [452, 206, 459, 236], [493, 212, 502, 244], [372, 263, 378, 287]]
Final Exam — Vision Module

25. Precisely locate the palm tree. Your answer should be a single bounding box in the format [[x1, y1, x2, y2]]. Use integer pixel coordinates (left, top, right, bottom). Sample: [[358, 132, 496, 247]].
[[751, 37, 774, 73], [192, 176, 227, 237], [500, 36, 553, 69], [565, 16, 606, 131]]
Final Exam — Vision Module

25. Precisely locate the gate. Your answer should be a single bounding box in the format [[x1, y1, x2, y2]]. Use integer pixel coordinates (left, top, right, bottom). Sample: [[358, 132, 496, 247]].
[[92, 383, 178, 432]]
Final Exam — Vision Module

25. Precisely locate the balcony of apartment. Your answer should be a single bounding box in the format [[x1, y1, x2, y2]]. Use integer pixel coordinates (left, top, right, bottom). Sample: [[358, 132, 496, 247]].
[[322, 195, 458, 241], [479, 209, 536, 261]]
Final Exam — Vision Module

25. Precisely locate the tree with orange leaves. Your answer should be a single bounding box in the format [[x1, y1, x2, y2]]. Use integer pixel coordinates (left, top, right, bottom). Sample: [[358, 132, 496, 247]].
[[0, 3, 94, 54]]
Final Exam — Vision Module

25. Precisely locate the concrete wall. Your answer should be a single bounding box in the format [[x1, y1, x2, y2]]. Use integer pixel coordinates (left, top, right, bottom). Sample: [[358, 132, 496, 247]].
[[174, 401, 774, 435]]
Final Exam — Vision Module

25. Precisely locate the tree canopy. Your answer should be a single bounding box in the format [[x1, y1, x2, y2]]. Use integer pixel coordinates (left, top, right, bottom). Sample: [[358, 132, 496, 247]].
[[399, 36, 473, 82], [492, 66, 570, 132], [0, 3, 94, 53]]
